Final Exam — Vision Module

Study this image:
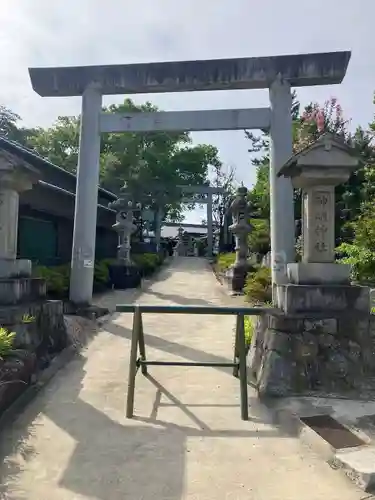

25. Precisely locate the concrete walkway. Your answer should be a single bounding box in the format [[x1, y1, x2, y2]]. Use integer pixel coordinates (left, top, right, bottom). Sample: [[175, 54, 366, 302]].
[[0, 258, 370, 499]]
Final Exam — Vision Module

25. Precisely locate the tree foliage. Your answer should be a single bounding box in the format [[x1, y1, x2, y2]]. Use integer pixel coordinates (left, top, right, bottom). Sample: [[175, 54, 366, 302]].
[[245, 94, 375, 257], [209, 163, 237, 247], [0, 105, 38, 145], [336, 96, 375, 282], [8, 98, 222, 221]]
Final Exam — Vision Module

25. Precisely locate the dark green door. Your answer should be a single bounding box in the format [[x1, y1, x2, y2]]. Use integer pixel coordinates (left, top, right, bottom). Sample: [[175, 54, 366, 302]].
[[18, 216, 58, 265]]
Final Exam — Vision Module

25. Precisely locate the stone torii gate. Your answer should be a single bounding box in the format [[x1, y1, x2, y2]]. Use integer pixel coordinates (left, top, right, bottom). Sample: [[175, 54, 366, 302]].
[[28, 51, 351, 304], [178, 185, 225, 257]]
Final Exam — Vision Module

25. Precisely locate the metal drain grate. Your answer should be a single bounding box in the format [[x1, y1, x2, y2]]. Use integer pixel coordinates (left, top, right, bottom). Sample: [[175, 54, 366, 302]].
[[300, 414, 366, 449]]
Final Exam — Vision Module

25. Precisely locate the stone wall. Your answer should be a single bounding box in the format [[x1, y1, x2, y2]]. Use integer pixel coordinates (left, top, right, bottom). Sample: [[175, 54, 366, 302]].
[[248, 309, 375, 397], [0, 300, 69, 414], [0, 300, 68, 361]]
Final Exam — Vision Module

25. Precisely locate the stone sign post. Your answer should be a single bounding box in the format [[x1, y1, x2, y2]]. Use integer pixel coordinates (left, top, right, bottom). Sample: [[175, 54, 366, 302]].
[[229, 186, 252, 293], [279, 133, 358, 286], [248, 133, 375, 399]]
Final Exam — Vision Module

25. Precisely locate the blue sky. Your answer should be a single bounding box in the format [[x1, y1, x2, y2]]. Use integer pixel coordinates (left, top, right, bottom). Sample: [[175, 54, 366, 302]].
[[1, 0, 374, 223]]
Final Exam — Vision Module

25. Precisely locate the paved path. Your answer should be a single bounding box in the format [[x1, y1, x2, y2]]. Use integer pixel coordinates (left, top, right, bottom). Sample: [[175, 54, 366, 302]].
[[0, 258, 370, 499]]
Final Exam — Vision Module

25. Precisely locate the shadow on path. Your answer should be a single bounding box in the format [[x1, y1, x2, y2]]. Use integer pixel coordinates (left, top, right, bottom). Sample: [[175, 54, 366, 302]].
[[145, 289, 214, 306], [0, 257, 314, 499], [105, 322, 233, 372], [0, 352, 311, 499]]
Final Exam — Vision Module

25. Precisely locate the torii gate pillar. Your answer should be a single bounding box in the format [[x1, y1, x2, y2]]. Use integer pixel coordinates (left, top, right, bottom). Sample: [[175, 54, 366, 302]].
[[206, 192, 213, 256], [70, 85, 102, 304], [269, 77, 294, 292]]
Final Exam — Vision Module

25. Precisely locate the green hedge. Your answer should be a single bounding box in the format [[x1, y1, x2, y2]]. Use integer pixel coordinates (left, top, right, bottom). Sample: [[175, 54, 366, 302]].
[[216, 252, 236, 272], [216, 252, 272, 304], [34, 253, 165, 298], [244, 267, 272, 303], [132, 253, 164, 277]]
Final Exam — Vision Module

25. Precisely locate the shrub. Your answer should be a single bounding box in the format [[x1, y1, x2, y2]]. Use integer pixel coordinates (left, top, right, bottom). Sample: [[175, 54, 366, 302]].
[[132, 253, 162, 276], [34, 259, 116, 297], [217, 252, 236, 272], [0, 327, 16, 359], [244, 316, 255, 346], [22, 314, 36, 324], [94, 260, 110, 289], [33, 254, 163, 297], [336, 242, 375, 284], [34, 264, 70, 296], [244, 266, 272, 303]]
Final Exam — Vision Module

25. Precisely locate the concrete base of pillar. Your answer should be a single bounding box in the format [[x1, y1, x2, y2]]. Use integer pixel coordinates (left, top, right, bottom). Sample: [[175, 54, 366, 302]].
[[248, 284, 373, 397], [275, 283, 369, 315], [248, 307, 375, 398], [287, 262, 351, 285], [0, 259, 32, 279]]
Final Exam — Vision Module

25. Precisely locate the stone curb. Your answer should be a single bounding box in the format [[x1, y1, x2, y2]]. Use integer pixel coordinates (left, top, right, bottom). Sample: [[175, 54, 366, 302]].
[[268, 402, 375, 494], [0, 344, 78, 432], [331, 447, 375, 493]]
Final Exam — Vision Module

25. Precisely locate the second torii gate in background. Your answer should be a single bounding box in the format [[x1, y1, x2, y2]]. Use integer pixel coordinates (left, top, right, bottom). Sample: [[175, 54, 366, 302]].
[[178, 185, 225, 257]]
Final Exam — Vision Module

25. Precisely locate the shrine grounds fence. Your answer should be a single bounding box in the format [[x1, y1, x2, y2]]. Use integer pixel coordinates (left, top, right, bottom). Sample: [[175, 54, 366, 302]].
[[116, 304, 269, 421]]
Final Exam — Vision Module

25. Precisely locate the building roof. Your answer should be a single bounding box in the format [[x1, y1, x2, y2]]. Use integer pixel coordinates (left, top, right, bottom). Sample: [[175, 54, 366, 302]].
[[29, 51, 351, 97], [0, 136, 117, 204]]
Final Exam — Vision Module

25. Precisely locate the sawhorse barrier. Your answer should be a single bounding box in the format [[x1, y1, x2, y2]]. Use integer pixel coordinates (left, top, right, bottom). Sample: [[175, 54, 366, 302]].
[[116, 304, 267, 421]]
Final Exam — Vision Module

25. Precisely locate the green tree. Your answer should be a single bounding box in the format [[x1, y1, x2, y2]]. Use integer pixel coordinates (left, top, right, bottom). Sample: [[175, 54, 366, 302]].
[[336, 96, 375, 282], [24, 98, 221, 220], [0, 105, 21, 138], [245, 95, 362, 255], [209, 163, 237, 250], [0, 105, 38, 145], [26, 116, 80, 172]]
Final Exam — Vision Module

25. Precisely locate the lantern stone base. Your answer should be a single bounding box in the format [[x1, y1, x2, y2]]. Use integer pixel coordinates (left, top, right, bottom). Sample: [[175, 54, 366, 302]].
[[248, 284, 374, 397], [229, 265, 248, 294], [287, 262, 351, 286], [108, 263, 141, 290], [0, 258, 32, 279]]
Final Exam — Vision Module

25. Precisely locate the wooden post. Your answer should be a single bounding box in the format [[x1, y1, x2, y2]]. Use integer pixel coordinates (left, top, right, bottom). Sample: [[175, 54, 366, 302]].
[[138, 309, 148, 375], [237, 314, 249, 421], [233, 314, 240, 377], [126, 306, 141, 418]]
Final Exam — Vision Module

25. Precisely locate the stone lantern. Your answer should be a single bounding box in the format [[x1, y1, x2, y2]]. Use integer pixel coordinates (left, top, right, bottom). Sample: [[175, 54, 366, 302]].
[[108, 184, 142, 289], [229, 185, 253, 293], [175, 227, 185, 256], [0, 149, 46, 304], [278, 133, 358, 286], [0, 151, 40, 277]]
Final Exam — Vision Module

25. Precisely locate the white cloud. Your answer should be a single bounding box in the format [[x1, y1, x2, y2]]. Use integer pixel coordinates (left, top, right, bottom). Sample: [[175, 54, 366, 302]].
[[0, 0, 374, 224]]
